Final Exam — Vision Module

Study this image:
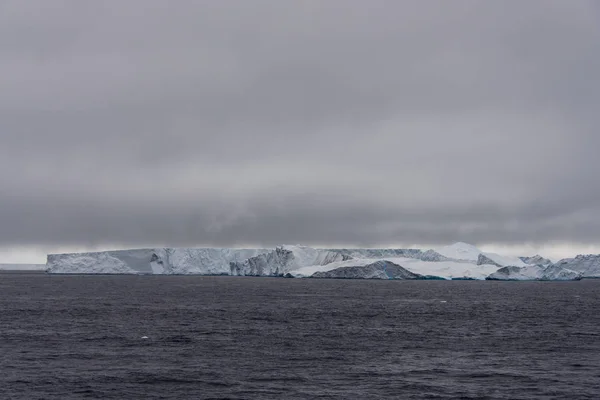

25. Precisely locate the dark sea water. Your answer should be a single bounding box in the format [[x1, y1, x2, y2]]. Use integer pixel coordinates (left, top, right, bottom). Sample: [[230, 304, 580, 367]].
[[1, 274, 600, 399]]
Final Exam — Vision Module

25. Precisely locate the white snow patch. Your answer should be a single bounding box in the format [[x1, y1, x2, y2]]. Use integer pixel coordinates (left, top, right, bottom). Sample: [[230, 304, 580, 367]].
[[289, 256, 499, 280], [396, 258, 499, 280], [481, 252, 527, 267], [436, 242, 483, 262]]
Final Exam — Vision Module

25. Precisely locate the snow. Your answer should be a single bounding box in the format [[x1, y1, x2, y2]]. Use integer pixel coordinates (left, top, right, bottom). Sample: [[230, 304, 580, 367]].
[[487, 264, 581, 281], [488, 265, 545, 281], [520, 255, 553, 266], [289, 263, 341, 278], [480, 252, 527, 267], [398, 258, 499, 280], [311, 260, 421, 280], [552, 254, 600, 278], [290, 257, 499, 280], [436, 242, 483, 262], [281, 245, 349, 267], [47, 248, 270, 275], [436, 242, 526, 267], [43, 242, 593, 281]]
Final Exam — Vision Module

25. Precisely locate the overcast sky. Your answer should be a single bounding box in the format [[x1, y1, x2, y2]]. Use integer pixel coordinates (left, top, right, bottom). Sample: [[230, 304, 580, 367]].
[[1, 0, 600, 262]]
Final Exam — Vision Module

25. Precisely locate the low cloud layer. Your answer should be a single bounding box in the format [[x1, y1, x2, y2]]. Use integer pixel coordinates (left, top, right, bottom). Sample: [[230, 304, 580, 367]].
[[1, 1, 600, 257]]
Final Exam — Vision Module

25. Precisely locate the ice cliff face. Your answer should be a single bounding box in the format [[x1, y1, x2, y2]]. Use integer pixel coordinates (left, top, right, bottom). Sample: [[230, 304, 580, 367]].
[[230, 247, 296, 276], [486, 264, 581, 281], [168, 248, 269, 275], [44, 241, 594, 281], [45, 243, 503, 279], [47, 252, 143, 274], [47, 248, 270, 275], [228, 245, 451, 277], [311, 260, 422, 280], [282, 246, 353, 266], [46, 244, 484, 278], [552, 255, 600, 278], [230, 246, 357, 276]]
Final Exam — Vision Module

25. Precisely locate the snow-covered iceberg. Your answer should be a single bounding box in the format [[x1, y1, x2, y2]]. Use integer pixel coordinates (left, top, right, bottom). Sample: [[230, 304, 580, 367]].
[[231, 245, 452, 277], [47, 248, 270, 275], [46, 244, 491, 279], [520, 255, 553, 266], [436, 242, 482, 262], [437, 242, 526, 267], [43, 241, 595, 281], [288, 256, 498, 280], [477, 253, 526, 268], [229, 245, 374, 276], [551, 255, 600, 278], [486, 264, 581, 281]]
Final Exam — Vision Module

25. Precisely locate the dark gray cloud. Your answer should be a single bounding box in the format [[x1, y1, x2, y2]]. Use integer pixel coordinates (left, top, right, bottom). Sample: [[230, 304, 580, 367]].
[[1, 0, 600, 253]]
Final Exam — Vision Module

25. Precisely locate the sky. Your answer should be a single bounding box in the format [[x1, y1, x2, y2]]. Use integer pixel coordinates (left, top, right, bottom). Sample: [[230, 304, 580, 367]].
[[1, 0, 600, 263]]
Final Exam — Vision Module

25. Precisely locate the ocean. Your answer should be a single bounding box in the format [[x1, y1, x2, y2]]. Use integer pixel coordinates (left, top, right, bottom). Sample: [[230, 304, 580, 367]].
[[1, 273, 599, 399]]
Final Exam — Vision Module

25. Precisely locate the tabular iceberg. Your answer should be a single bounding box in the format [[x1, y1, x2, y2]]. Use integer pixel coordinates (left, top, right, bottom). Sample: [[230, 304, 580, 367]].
[[45, 242, 497, 279], [43, 242, 594, 281], [47, 248, 270, 275]]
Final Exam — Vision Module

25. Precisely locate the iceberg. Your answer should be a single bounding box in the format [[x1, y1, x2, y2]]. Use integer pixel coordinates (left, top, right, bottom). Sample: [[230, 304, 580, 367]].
[[42, 241, 595, 281], [229, 246, 360, 276], [486, 264, 581, 281], [477, 253, 527, 268], [395, 258, 499, 280], [310, 260, 422, 280], [230, 247, 296, 276], [436, 242, 526, 267], [551, 255, 600, 278], [520, 255, 553, 266], [47, 252, 140, 274], [46, 244, 489, 279], [324, 248, 448, 262], [47, 248, 270, 275], [289, 256, 499, 280], [231, 245, 450, 277], [436, 242, 482, 262], [168, 248, 270, 275]]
